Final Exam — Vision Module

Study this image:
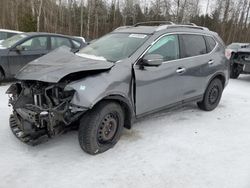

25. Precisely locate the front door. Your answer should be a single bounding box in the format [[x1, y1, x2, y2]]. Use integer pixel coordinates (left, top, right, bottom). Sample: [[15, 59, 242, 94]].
[[8, 36, 49, 76], [134, 34, 184, 115]]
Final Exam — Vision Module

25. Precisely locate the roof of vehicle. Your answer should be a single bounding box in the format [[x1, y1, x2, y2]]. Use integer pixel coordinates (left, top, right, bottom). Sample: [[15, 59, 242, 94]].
[[22, 32, 76, 38], [113, 21, 212, 35], [227, 43, 250, 47], [0, 29, 23, 33], [228, 42, 250, 46]]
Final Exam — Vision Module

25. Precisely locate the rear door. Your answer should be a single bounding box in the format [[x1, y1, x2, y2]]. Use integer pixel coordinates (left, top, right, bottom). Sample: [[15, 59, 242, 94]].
[[8, 36, 49, 76], [134, 34, 184, 115], [178, 34, 217, 100]]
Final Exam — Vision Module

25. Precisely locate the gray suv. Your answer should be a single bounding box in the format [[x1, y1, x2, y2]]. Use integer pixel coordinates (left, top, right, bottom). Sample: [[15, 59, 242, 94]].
[[7, 22, 229, 155]]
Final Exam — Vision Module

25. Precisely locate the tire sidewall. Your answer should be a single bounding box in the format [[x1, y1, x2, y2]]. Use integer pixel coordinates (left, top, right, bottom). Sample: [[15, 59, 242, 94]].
[[230, 64, 240, 79], [79, 102, 124, 154], [0, 70, 4, 82], [203, 79, 223, 111]]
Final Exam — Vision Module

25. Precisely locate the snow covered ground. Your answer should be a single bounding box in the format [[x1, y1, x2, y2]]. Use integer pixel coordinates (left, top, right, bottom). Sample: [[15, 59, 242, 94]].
[[0, 76, 250, 188]]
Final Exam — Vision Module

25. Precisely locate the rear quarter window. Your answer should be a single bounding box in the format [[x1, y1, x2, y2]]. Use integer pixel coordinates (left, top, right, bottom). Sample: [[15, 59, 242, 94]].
[[180, 34, 207, 58], [205, 36, 217, 52]]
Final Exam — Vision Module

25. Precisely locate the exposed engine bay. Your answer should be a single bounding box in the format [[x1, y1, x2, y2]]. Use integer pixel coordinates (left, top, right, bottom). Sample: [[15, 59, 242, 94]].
[[232, 51, 250, 73], [7, 81, 86, 145]]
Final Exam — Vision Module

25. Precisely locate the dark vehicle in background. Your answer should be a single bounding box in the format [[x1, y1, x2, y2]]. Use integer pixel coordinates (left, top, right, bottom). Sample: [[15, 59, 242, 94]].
[[0, 32, 86, 81], [226, 43, 250, 78], [0, 29, 23, 43], [7, 22, 229, 155]]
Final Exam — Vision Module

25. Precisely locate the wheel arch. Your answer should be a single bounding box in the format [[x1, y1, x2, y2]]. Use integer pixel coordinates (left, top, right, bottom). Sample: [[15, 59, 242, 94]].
[[92, 94, 135, 129], [207, 72, 226, 89]]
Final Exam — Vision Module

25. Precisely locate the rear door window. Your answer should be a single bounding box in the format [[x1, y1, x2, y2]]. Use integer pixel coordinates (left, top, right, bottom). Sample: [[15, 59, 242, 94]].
[[180, 34, 207, 58], [51, 37, 72, 50]]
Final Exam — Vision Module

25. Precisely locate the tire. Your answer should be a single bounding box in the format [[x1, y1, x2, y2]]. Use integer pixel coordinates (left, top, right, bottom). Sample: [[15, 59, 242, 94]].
[[197, 78, 223, 111], [78, 101, 124, 155], [0, 69, 4, 82], [230, 64, 240, 79]]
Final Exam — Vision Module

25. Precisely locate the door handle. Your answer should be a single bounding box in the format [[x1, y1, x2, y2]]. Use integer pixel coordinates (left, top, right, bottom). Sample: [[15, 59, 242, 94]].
[[208, 60, 214, 65], [176, 67, 186, 74]]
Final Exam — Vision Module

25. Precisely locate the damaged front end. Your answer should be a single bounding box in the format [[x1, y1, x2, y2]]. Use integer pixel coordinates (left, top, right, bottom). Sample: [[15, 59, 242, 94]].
[[7, 81, 86, 145]]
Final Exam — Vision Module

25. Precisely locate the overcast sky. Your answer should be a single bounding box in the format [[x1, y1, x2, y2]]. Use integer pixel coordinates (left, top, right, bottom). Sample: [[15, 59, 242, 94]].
[[200, 0, 215, 15], [80, 0, 215, 15], [141, 0, 215, 15]]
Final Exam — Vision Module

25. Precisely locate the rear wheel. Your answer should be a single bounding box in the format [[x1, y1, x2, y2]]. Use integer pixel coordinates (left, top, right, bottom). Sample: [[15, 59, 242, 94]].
[[197, 78, 223, 111], [230, 64, 241, 79], [0, 69, 5, 82], [78, 101, 124, 155]]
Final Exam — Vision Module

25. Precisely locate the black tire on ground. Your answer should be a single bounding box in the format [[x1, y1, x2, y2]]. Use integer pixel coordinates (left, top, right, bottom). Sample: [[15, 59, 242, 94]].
[[78, 101, 124, 155], [197, 78, 223, 111], [0, 69, 4, 82], [230, 64, 240, 79]]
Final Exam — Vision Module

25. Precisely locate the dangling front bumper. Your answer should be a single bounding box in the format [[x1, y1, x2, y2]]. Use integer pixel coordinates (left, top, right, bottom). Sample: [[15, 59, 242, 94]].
[[9, 114, 49, 146]]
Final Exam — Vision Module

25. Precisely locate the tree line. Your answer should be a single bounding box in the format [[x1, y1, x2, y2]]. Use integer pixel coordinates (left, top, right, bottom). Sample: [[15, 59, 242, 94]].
[[0, 0, 250, 44]]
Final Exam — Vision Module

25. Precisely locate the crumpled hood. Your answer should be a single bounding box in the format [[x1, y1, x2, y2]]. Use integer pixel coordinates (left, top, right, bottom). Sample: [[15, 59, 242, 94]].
[[15, 47, 114, 83]]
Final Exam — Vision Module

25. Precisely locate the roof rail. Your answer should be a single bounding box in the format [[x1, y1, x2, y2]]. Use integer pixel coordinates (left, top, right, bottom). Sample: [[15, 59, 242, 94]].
[[185, 23, 197, 26], [133, 21, 175, 27], [113, 22, 209, 32], [114, 26, 133, 31], [156, 24, 209, 32]]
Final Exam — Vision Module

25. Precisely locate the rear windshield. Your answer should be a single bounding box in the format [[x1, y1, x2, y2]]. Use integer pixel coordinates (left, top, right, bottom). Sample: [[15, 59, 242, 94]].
[[77, 33, 149, 62]]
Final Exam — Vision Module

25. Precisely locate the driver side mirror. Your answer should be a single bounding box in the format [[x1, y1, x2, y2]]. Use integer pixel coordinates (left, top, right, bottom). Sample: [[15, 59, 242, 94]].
[[15, 45, 25, 52], [141, 54, 163, 67]]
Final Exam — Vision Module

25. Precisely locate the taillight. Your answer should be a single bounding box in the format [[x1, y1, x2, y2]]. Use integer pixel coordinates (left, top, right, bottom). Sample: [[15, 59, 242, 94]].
[[225, 49, 233, 60]]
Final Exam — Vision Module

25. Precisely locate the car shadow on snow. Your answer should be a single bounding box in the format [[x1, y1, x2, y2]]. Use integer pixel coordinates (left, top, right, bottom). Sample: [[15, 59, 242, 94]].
[[13, 102, 221, 157]]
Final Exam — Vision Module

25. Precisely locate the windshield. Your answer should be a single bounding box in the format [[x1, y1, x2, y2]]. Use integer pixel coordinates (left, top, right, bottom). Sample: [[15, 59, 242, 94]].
[[0, 34, 27, 48], [78, 33, 149, 62]]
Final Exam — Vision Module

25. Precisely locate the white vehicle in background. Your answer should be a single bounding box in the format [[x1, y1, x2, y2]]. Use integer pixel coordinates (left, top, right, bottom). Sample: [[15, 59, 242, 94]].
[[0, 29, 23, 43]]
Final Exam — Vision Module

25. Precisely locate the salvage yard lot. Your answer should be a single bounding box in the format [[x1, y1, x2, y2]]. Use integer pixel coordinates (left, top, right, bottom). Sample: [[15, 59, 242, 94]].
[[0, 76, 250, 188]]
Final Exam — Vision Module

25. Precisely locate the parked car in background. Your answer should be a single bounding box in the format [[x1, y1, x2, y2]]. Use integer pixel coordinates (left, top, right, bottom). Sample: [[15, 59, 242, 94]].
[[226, 43, 250, 78], [0, 29, 23, 43], [7, 22, 229, 155], [0, 32, 86, 81]]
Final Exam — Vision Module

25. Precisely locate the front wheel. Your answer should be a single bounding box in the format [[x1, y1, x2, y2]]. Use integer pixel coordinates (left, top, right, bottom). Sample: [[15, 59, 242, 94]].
[[78, 101, 124, 155], [197, 78, 223, 111]]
